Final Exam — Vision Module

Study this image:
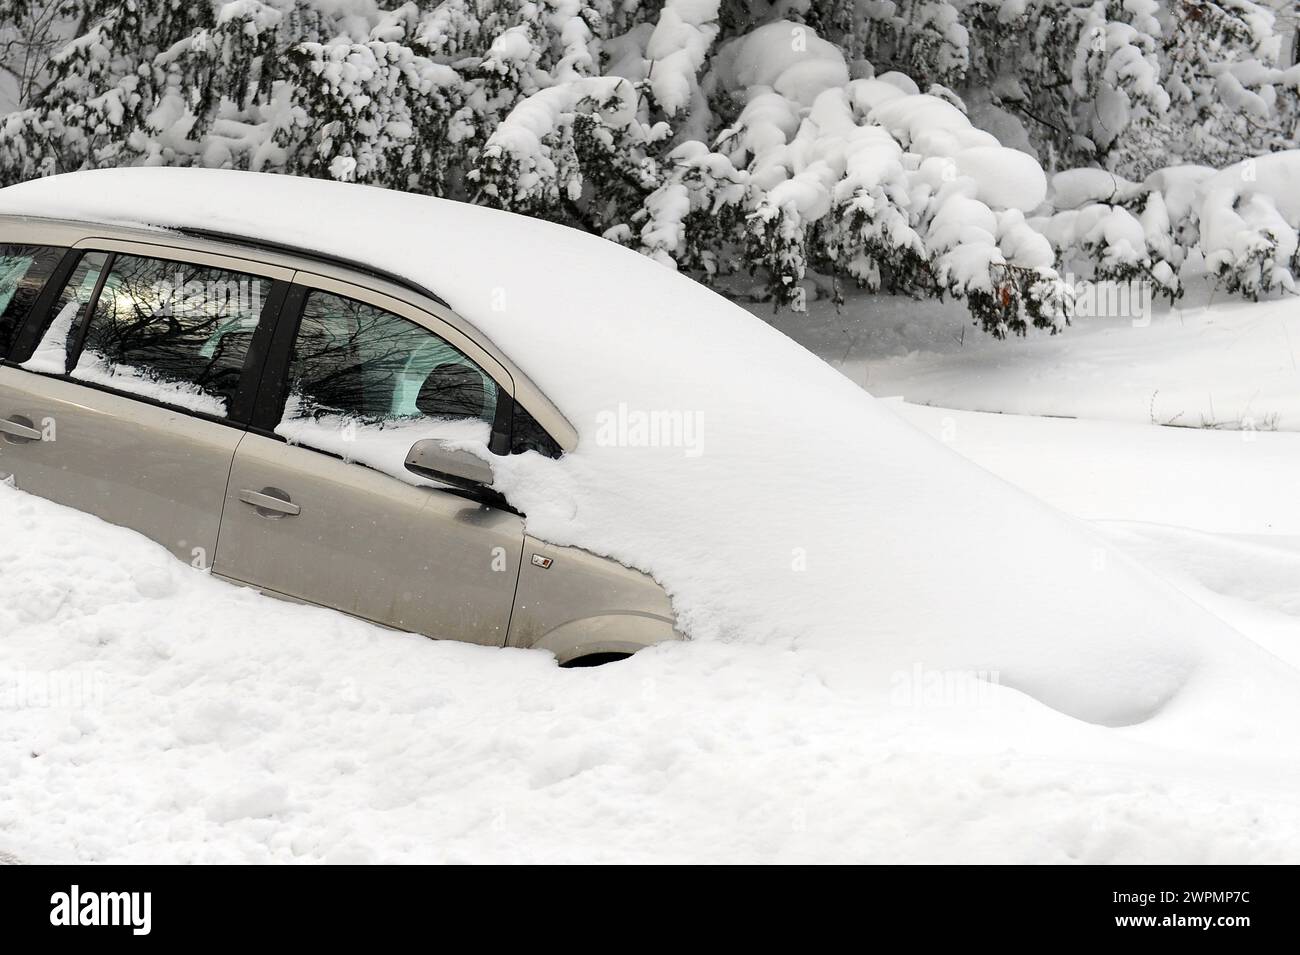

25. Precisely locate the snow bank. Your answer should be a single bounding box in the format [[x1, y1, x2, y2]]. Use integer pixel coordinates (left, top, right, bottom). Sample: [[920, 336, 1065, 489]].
[[0, 168, 1269, 727], [785, 283, 1300, 435], [5, 481, 1300, 863]]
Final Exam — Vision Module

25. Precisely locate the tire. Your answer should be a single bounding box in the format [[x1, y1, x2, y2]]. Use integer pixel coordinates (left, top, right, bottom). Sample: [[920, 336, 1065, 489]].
[[560, 652, 633, 668]]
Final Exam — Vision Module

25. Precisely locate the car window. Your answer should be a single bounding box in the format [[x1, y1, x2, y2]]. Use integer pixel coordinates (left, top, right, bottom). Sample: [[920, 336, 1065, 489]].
[[281, 290, 499, 427], [22, 251, 109, 373], [29, 253, 271, 418], [511, 401, 563, 458], [0, 244, 66, 358]]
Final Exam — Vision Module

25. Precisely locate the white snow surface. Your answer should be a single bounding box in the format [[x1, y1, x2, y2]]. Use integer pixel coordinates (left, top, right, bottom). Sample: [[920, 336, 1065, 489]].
[[0, 167, 1289, 734], [70, 351, 229, 418], [20, 300, 78, 375], [953, 146, 1046, 212], [786, 282, 1300, 432], [4, 410, 1300, 862], [717, 19, 851, 107]]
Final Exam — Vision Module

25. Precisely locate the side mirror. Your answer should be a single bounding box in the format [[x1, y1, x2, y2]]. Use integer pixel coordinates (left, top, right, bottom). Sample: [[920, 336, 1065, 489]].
[[405, 439, 495, 490]]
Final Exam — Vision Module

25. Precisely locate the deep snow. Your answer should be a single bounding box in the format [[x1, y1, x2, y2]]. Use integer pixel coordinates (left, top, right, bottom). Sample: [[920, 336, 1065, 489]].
[[0, 167, 1278, 731], [2, 170, 1300, 862], [895, 401, 1300, 670], [3, 410, 1300, 863], [772, 278, 1300, 430]]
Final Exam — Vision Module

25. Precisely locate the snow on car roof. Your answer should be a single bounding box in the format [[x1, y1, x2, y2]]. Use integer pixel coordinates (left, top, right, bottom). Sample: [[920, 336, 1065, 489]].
[[0, 167, 780, 426], [0, 167, 1279, 732]]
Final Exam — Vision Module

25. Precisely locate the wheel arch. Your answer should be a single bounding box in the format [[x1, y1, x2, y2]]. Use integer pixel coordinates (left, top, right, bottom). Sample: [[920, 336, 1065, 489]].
[[532, 612, 681, 666]]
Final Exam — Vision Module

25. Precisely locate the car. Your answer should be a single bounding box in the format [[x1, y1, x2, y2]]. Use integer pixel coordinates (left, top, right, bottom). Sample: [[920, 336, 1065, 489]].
[[0, 177, 678, 666]]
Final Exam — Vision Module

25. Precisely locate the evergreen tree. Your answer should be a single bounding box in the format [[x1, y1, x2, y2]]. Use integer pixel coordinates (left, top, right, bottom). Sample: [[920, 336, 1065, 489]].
[[0, 0, 1295, 334]]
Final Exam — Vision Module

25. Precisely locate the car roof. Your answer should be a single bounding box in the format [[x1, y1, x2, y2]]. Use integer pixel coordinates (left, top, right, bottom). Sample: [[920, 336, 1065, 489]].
[[175, 226, 452, 309], [0, 169, 581, 450], [0, 167, 505, 302]]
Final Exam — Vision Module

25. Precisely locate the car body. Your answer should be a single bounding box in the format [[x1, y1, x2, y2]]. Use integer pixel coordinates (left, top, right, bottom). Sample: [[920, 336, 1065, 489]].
[[0, 205, 678, 664]]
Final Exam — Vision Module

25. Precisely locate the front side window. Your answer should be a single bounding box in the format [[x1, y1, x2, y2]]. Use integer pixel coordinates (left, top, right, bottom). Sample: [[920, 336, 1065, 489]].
[[28, 253, 270, 418], [282, 291, 498, 424], [277, 290, 500, 466], [0, 244, 66, 357]]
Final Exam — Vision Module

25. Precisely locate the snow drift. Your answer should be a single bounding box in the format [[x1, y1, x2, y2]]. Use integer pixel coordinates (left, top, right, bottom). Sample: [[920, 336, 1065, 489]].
[[6, 478, 1299, 863], [0, 168, 1256, 726]]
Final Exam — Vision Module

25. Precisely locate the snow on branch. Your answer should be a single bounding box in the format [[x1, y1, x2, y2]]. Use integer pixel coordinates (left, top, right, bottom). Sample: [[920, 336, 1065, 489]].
[[1, 1, 1296, 337]]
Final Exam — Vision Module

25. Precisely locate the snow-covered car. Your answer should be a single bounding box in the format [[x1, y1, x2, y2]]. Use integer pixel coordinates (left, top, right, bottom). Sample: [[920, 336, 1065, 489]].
[[0, 173, 677, 666], [0, 167, 1245, 732]]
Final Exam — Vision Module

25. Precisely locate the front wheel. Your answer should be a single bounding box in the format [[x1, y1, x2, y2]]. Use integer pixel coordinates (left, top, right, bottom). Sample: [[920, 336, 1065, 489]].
[[560, 652, 633, 668]]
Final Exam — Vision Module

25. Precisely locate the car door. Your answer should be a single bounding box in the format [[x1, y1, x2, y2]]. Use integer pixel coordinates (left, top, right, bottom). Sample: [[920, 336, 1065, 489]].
[[212, 273, 525, 645], [0, 239, 289, 566]]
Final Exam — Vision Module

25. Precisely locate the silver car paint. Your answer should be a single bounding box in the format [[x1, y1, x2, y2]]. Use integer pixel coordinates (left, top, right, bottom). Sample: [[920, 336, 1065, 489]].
[[0, 214, 678, 662], [510, 536, 679, 663], [215, 430, 525, 646], [0, 366, 242, 567]]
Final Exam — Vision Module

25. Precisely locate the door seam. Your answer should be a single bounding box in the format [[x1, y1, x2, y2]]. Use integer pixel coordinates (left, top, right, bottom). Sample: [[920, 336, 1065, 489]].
[[211, 431, 246, 573], [503, 540, 528, 649]]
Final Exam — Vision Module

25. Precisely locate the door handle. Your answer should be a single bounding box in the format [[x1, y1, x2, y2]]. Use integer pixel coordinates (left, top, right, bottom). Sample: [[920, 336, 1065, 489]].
[[239, 487, 301, 517], [0, 416, 43, 442]]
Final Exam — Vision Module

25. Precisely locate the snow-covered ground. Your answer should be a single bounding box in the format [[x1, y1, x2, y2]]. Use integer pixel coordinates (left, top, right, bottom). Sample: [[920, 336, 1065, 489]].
[[767, 278, 1300, 430], [3, 399, 1300, 863], [895, 402, 1300, 670]]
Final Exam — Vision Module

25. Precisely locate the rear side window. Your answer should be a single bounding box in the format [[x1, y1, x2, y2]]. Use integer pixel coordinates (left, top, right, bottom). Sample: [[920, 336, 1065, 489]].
[[0, 244, 65, 357], [25, 252, 271, 418], [23, 251, 108, 372]]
